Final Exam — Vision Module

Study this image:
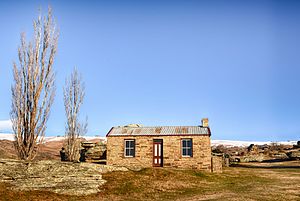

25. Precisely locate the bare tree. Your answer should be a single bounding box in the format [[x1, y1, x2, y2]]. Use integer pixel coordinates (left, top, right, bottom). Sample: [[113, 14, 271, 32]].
[[64, 68, 87, 162], [10, 7, 58, 160]]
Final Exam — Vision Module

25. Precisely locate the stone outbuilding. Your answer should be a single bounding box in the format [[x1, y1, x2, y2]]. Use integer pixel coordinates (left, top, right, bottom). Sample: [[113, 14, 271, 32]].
[[106, 118, 215, 172]]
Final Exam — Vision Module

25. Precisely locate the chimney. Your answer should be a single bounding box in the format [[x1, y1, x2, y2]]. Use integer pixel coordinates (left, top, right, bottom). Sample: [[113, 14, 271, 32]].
[[201, 118, 209, 127]]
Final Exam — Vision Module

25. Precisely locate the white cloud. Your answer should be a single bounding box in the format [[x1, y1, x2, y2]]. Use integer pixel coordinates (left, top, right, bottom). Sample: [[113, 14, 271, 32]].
[[0, 120, 13, 132]]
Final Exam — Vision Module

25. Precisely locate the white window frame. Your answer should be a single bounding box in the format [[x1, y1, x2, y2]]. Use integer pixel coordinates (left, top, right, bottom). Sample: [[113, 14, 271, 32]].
[[124, 139, 135, 157], [181, 138, 193, 157]]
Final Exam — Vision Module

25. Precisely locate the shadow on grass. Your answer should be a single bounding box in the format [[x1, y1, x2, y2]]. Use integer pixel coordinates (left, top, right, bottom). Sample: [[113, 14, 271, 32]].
[[261, 158, 292, 163], [230, 163, 300, 169]]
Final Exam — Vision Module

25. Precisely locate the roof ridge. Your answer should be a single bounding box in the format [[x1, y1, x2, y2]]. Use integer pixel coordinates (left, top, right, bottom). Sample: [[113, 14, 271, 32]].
[[113, 126, 204, 128]]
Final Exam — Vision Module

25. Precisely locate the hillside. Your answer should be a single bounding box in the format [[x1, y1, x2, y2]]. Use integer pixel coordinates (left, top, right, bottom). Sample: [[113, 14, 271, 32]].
[[0, 135, 106, 160], [0, 140, 62, 160]]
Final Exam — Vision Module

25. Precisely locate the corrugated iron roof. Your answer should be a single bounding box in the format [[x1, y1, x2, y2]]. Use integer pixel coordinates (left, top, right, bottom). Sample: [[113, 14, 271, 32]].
[[106, 126, 210, 137]]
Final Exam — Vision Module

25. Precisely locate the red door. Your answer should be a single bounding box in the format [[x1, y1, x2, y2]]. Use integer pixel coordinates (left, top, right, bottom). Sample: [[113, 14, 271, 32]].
[[153, 140, 163, 167]]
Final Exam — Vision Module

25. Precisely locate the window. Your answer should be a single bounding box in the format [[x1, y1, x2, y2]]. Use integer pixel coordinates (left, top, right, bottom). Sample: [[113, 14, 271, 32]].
[[182, 139, 192, 157], [124, 139, 135, 157]]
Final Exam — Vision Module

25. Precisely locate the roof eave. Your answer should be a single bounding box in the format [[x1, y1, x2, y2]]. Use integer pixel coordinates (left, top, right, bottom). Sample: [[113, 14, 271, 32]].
[[105, 127, 114, 137], [207, 127, 212, 137]]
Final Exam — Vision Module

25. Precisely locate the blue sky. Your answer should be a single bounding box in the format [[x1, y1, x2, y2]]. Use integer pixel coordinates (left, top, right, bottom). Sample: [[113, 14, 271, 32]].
[[0, 0, 300, 141]]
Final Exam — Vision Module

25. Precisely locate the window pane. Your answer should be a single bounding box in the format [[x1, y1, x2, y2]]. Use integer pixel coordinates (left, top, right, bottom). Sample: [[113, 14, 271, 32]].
[[126, 141, 130, 147], [183, 148, 187, 156], [129, 140, 134, 148], [182, 140, 186, 147], [188, 148, 192, 156], [125, 149, 130, 156], [129, 149, 134, 156], [187, 139, 192, 147]]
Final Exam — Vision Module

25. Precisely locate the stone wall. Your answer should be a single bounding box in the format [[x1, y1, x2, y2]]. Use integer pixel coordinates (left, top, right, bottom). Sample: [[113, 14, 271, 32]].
[[107, 135, 211, 172], [211, 156, 223, 173]]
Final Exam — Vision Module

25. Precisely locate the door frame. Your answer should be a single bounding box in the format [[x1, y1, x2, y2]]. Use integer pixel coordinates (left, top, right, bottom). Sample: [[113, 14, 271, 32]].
[[153, 139, 163, 167]]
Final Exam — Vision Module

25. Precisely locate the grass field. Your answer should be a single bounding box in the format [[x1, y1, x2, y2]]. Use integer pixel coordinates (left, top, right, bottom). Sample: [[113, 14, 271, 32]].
[[0, 161, 299, 201]]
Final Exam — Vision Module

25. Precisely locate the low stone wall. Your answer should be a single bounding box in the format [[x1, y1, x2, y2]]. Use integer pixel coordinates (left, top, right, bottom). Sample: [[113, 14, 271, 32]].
[[211, 156, 222, 173], [0, 159, 127, 196]]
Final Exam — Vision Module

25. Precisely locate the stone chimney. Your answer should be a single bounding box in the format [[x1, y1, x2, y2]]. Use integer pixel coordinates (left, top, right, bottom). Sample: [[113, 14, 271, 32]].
[[201, 118, 209, 127]]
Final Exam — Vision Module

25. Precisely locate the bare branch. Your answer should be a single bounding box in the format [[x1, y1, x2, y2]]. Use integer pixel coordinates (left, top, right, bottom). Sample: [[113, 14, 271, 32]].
[[10, 7, 58, 160], [64, 68, 87, 162]]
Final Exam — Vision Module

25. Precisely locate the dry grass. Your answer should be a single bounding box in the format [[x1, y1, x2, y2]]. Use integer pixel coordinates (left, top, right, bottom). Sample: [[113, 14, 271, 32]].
[[0, 161, 299, 201], [99, 165, 300, 201]]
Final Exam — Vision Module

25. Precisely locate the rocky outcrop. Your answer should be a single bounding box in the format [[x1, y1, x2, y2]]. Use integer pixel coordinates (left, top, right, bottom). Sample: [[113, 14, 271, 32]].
[[247, 144, 259, 154], [0, 159, 127, 196], [287, 151, 300, 160], [215, 142, 300, 164], [239, 154, 266, 162], [81, 141, 106, 163]]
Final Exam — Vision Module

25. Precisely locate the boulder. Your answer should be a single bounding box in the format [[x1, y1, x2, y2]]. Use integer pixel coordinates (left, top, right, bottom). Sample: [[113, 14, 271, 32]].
[[287, 151, 300, 160], [247, 144, 259, 154], [240, 154, 266, 162], [273, 153, 289, 160], [81, 141, 106, 163]]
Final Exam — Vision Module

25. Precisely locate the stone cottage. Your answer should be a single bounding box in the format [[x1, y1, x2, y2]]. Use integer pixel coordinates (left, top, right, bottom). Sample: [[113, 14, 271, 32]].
[[106, 118, 213, 172]]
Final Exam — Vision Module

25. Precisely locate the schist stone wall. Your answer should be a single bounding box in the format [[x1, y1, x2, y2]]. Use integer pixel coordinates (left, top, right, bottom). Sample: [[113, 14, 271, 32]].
[[107, 135, 212, 172], [211, 155, 223, 173]]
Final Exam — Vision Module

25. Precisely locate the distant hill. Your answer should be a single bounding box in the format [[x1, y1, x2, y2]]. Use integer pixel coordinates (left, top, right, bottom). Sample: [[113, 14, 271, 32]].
[[0, 134, 106, 160], [0, 133, 106, 143], [211, 140, 297, 147], [0, 133, 296, 147]]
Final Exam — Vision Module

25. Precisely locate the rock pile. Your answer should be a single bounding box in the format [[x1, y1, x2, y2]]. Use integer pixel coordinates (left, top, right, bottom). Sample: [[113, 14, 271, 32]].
[[213, 141, 300, 164], [81, 141, 106, 163], [0, 159, 127, 195]]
